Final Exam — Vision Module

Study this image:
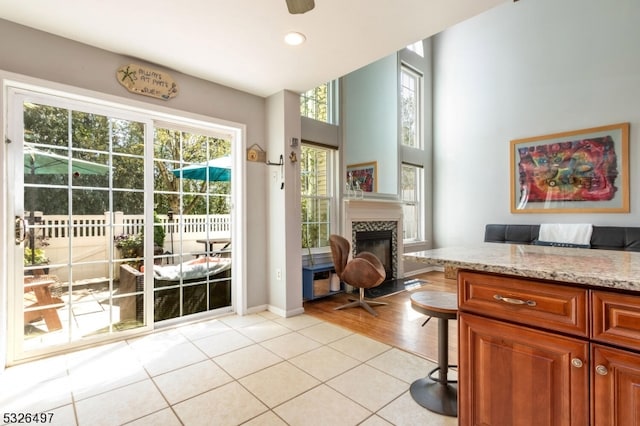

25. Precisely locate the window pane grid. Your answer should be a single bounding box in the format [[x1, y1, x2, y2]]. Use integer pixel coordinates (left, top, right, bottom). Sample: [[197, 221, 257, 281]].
[[402, 164, 422, 241], [301, 144, 334, 249], [401, 67, 422, 149], [300, 82, 331, 123], [301, 196, 331, 248]]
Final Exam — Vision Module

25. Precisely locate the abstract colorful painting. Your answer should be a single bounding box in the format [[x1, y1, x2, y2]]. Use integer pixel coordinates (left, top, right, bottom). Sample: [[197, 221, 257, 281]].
[[346, 161, 377, 193], [517, 136, 618, 202], [511, 123, 629, 213]]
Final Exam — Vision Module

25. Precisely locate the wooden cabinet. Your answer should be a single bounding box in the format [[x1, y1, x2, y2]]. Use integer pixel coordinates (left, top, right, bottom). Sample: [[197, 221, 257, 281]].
[[591, 344, 640, 425], [591, 290, 640, 426], [458, 270, 640, 426], [459, 312, 589, 426]]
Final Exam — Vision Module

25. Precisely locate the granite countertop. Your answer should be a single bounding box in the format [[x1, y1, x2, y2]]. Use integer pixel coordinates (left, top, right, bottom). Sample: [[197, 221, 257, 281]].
[[404, 242, 640, 292]]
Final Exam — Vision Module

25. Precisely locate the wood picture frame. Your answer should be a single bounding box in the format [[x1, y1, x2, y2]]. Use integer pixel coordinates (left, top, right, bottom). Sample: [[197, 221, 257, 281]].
[[510, 123, 629, 213], [346, 161, 377, 193]]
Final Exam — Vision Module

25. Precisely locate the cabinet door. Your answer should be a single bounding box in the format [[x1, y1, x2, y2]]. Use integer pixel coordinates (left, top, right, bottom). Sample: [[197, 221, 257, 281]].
[[592, 344, 640, 426], [459, 313, 589, 426]]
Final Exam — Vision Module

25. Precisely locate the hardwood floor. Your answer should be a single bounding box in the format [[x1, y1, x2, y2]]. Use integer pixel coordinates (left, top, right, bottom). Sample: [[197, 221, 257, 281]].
[[303, 271, 458, 364]]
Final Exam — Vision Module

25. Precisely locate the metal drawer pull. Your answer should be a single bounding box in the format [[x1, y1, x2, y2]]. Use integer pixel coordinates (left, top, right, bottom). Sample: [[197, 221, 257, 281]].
[[493, 294, 537, 307], [571, 358, 584, 368], [595, 365, 608, 376]]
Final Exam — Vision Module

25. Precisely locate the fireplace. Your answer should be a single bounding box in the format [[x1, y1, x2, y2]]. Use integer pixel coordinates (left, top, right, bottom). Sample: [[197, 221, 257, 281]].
[[355, 230, 393, 280], [343, 199, 404, 279], [351, 220, 398, 280]]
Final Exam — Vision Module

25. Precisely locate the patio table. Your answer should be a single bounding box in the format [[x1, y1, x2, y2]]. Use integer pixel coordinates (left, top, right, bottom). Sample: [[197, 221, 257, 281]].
[[24, 277, 63, 331], [196, 237, 231, 256]]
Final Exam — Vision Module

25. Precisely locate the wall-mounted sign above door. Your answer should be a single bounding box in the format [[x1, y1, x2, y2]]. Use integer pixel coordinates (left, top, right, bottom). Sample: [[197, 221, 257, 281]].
[[117, 64, 178, 100]]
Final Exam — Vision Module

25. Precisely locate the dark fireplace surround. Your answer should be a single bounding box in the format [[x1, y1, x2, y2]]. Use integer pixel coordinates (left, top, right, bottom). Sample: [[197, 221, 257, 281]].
[[351, 221, 398, 281]]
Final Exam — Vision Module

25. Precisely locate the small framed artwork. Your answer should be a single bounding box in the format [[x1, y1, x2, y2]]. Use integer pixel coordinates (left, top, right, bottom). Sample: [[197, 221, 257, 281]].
[[346, 161, 377, 192], [510, 122, 629, 213]]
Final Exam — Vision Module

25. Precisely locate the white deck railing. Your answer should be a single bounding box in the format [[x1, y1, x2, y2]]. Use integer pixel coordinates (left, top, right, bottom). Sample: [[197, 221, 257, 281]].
[[27, 212, 231, 282], [37, 212, 230, 240]]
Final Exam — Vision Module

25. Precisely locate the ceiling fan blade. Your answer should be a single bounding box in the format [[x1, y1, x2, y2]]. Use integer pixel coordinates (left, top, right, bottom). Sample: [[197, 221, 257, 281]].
[[286, 0, 315, 14]]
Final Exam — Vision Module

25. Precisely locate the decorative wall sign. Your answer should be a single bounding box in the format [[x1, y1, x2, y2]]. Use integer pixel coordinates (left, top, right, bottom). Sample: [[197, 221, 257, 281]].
[[246, 143, 267, 162], [510, 123, 629, 213], [117, 64, 178, 100]]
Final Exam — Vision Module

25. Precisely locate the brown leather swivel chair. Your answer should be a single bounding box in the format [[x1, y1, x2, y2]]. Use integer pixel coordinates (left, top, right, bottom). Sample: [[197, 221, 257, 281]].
[[329, 234, 387, 316]]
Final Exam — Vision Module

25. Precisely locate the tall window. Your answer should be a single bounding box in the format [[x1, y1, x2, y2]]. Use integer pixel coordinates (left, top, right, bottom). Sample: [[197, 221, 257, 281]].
[[401, 164, 423, 241], [400, 66, 422, 149], [301, 144, 335, 249], [300, 81, 338, 124]]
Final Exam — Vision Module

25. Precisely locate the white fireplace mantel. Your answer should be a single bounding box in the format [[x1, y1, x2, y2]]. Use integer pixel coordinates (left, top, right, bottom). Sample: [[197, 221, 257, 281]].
[[342, 199, 404, 278]]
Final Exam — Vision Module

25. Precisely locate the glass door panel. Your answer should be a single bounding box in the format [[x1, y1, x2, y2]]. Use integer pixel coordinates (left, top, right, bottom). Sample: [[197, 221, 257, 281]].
[[12, 95, 150, 360], [152, 127, 232, 322]]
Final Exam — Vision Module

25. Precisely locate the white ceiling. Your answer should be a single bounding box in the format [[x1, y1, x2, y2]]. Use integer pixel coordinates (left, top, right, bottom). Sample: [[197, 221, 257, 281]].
[[0, 0, 505, 98]]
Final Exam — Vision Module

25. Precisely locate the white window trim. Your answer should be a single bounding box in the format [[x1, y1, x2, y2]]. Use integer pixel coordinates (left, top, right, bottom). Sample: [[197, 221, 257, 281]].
[[400, 64, 423, 150], [300, 143, 338, 250], [401, 163, 424, 243], [300, 80, 339, 125]]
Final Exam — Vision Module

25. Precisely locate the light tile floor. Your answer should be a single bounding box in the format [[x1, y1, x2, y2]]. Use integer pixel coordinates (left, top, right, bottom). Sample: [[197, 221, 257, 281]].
[[1, 311, 457, 426]]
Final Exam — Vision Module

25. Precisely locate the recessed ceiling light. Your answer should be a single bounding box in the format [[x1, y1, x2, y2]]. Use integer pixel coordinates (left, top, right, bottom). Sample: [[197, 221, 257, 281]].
[[284, 32, 306, 46]]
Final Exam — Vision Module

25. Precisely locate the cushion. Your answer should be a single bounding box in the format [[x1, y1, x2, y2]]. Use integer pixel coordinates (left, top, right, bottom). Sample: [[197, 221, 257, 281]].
[[532, 240, 590, 249], [153, 257, 231, 281]]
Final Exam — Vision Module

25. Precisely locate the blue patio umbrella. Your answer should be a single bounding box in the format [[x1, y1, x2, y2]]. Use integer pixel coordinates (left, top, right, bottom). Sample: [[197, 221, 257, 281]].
[[171, 156, 232, 182]]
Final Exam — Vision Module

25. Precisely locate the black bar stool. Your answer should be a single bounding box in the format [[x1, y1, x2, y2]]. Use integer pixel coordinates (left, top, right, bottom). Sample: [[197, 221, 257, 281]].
[[410, 290, 458, 417]]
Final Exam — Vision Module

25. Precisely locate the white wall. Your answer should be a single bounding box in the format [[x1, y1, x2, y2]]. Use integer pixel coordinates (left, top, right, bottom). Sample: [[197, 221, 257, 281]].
[[343, 53, 398, 195], [266, 91, 303, 317], [432, 0, 640, 247], [301, 116, 339, 148]]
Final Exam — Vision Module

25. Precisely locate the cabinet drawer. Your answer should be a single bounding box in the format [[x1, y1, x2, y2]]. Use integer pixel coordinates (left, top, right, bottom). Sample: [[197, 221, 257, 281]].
[[592, 290, 640, 351], [458, 270, 589, 337]]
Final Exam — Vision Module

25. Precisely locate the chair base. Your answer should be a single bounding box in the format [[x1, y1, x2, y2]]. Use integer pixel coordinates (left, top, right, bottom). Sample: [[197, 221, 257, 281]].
[[334, 288, 387, 316]]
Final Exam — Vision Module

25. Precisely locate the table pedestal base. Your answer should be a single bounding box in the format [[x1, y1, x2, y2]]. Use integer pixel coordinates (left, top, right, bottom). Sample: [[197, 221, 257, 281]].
[[410, 377, 457, 417]]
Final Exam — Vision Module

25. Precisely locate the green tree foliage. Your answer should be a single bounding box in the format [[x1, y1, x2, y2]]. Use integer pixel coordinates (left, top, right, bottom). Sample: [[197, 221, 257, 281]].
[[300, 83, 329, 122], [23, 102, 231, 217], [153, 128, 231, 216], [301, 145, 330, 248], [24, 103, 146, 215]]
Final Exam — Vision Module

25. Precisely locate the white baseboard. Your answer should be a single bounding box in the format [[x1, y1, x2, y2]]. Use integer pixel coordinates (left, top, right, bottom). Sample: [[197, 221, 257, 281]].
[[245, 304, 269, 315], [266, 305, 305, 318], [403, 265, 442, 277]]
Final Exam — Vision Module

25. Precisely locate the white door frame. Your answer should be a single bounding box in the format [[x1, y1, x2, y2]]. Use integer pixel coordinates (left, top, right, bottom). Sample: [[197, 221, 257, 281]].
[[1, 72, 247, 367]]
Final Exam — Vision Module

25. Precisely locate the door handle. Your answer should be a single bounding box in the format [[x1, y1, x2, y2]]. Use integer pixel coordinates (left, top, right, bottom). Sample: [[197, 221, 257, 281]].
[[15, 216, 28, 244]]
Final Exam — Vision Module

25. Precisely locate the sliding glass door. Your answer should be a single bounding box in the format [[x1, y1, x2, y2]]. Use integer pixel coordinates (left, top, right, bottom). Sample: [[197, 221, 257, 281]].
[[7, 86, 236, 363]]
